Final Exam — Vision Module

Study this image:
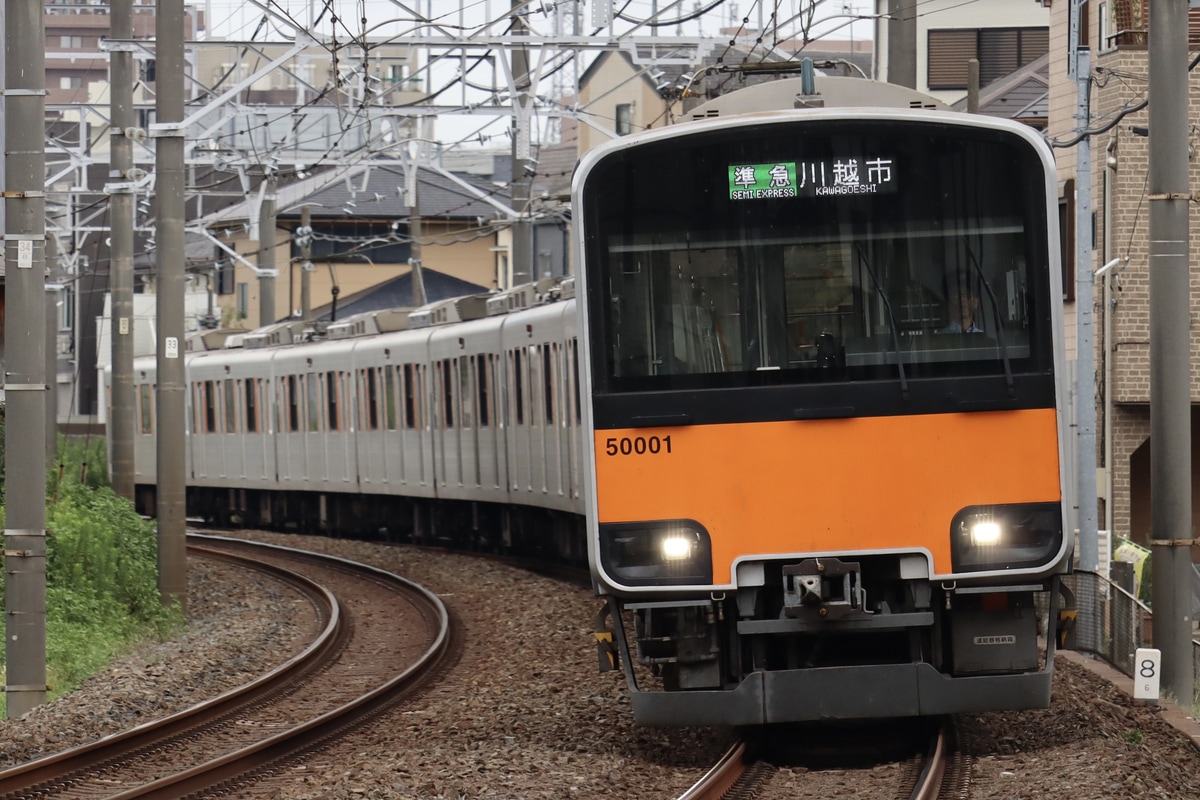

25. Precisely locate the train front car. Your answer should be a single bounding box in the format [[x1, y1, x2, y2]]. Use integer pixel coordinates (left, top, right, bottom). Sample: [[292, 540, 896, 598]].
[[575, 102, 1069, 726]]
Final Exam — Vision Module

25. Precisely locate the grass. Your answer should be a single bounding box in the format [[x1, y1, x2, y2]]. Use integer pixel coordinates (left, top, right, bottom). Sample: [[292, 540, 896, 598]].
[[0, 434, 185, 718]]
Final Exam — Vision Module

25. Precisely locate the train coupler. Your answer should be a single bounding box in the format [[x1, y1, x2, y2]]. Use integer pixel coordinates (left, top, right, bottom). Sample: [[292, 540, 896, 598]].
[[781, 558, 866, 619], [594, 605, 619, 672]]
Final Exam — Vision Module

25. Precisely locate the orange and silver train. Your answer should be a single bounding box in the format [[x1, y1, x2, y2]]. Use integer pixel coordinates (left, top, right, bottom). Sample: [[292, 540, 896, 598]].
[[574, 78, 1071, 725]]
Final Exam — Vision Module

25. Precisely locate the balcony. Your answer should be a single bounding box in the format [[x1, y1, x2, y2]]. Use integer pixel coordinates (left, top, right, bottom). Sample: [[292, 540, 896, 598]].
[[1104, 0, 1200, 48]]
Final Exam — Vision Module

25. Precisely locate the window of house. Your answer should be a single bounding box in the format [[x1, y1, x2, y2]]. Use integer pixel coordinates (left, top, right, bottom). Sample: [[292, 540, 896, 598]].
[[60, 35, 83, 48], [1098, 2, 1112, 50], [927, 27, 1050, 89], [616, 103, 633, 135], [59, 76, 83, 90], [217, 259, 235, 295], [237, 282, 249, 318]]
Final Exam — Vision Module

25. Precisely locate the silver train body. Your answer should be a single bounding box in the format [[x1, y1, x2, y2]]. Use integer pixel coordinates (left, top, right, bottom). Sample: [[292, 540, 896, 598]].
[[127, 286, 586, 555]]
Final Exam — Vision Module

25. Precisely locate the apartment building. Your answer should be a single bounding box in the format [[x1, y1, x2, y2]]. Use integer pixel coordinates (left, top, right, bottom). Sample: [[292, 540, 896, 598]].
[[1047, 0, 1200, 544]]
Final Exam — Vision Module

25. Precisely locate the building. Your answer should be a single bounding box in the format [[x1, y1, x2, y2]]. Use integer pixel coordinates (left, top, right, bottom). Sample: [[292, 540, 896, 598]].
[[576, 35, 874, 155], [874, 0, 1050, 105], [1047, 0, 1200, 545], [188, 163, 513, 331]]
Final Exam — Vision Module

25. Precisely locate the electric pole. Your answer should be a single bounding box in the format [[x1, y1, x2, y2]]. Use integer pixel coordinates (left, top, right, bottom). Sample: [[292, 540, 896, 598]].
[[510, 1, 533, 287], [1148, 0, 1193, 700], [155, 0, 187, 612], [259, 176, 277, 327], [109, 0, 136, 501], [4, 0, 48, 717]]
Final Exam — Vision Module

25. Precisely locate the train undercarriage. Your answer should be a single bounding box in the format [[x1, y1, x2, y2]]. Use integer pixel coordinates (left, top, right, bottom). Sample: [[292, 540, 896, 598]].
[[139, 484, 587, 565], [596, 553, 1061, 726]]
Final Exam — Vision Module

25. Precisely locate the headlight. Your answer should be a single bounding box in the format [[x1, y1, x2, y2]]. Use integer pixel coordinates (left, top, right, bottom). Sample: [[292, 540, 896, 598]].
[[950, 502, 1063, 573], [599, 520, 712, 586]]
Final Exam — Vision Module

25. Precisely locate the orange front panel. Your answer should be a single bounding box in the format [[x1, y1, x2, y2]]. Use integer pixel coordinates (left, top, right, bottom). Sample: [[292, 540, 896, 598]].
[[593, 408, 1061, 581]]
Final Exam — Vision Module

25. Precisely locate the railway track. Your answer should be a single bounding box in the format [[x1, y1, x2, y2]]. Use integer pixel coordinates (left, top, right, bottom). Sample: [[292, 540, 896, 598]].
[[677, 719, 962, 800], [0, 534, 452, 800]]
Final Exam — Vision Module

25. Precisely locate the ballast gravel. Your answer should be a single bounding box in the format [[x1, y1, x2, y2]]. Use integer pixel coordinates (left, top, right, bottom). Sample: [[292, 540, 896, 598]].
[[1, 531, 1199, 799]]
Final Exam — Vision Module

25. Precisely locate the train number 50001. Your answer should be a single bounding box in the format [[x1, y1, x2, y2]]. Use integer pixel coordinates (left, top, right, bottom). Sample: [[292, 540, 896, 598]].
[[604, 436, 673, 456]]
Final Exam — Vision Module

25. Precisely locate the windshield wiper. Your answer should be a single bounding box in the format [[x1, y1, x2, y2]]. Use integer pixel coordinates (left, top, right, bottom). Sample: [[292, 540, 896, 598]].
[[966, 249, 1015, 397], [856, 245, 909, 399]]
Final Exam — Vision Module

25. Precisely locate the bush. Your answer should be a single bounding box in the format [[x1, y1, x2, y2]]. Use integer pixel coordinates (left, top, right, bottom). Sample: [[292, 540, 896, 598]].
[[0, 434, 184, 710]]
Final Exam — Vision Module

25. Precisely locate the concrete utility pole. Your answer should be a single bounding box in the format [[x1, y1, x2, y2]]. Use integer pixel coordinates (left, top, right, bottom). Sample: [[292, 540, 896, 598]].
[[155, 0, 187, 612], [259, 177, 277, 327], [1073, 39, 1100, 575], [885, 0, 916, 89], [509, 0, 533, 287], [1148, 0, 1193, 700], [108, 0, 136, 501], [4, 0, 48, 717]]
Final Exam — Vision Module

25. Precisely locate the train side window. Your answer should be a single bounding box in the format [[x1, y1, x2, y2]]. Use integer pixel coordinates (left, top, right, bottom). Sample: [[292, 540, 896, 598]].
[[326, 371, 340, 432], [417, 365, 428, 429], [571, 339, 581, 424], [511, 349, 525, 425], [365, 368, 380, 431], [204, 380, 217, 433], [459, 357, 473, 429], [529, 346, 543, 426], [287, 376, 298, 432], [193, 382, 201, 432], [193, 383, 201, 432], [307, 374, 321, 432], [138, 384, 154, 434], [470, 355, 484, 429], [245, 379, 259, 433], [441, 359, 455, 428], [544, 344, 556, 426], [382, 366, 395, 430], [225, 380, 238, 433], [401, 364, 415, 428]]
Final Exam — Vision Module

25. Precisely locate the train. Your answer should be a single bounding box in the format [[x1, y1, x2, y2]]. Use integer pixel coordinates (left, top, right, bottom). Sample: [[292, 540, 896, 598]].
[[121, 74, 1072, 727]]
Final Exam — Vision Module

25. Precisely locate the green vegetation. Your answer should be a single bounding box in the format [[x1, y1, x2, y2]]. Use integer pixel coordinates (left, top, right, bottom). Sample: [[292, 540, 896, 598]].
[[0, 432, 185, 716], [1122, 728, 1146, 746]]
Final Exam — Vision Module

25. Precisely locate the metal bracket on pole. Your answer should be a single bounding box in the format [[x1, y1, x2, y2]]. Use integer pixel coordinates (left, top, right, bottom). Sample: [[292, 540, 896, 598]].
[[0, 191, 45, 199], [2, 384, 46, 392], [1148, 192, 1194, 201], [148, 122, 187, 138], [4, 529, 48, 536], [1, 89, 45, 97], [3, 684, 51, 692]]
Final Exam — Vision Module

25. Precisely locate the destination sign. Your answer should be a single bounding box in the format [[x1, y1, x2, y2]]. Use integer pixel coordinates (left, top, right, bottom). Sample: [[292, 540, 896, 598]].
[[728, 157, 897, 200]]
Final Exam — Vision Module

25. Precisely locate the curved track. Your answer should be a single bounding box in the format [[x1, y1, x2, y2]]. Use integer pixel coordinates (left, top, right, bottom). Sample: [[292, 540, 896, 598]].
[[0, 534, 452, 800]]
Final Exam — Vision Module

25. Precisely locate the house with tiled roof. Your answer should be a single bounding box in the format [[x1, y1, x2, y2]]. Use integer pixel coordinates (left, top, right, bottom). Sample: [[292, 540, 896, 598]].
[[179, 165, 513, 330]]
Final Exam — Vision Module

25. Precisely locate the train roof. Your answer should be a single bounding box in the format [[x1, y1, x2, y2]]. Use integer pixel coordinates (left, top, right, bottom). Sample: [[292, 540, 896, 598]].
[[684, 75, 950, 120]]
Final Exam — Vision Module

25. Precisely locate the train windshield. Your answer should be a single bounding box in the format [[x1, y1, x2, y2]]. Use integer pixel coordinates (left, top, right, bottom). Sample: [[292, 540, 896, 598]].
[[582, 119, 1056, 393]]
